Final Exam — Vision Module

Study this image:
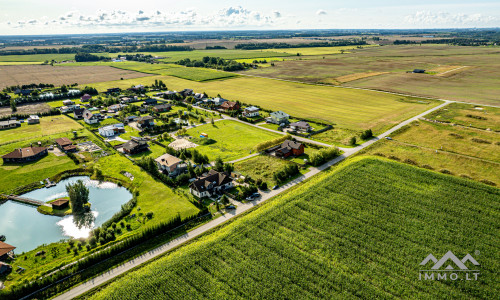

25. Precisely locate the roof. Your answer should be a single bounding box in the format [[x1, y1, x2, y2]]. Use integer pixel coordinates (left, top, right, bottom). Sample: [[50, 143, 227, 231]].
[[81, 94, 92, 100], [74, 108, 85, 114], [0, 120, 20, 126], [221, 101, 238, 109], [137, 116, 154, 122], [290, 121, 310, 128], [153, 104, 172, 110], [0, 241, 16, 257], [122, 139, 148, 151], [52, 199, 69, 206], [28, 115, 39, 120], [189, 170, 232, 192], [99, 123, 124, 131], [155, 153, 182, 168], [271, 111, 289, 118], [281, 140, 303, 150], [83, 110, 96, 120], [2, 147, 47, 159], [245, 106, 259, 112], [55, 137, 72, 147]]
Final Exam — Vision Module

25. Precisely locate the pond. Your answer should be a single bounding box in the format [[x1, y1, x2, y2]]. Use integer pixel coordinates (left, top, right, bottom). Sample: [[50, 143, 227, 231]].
[[0, 176, 131, 253]]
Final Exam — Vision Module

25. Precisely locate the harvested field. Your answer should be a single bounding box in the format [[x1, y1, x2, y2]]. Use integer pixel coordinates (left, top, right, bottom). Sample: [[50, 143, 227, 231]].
[[335, 71, 388, 83], [0, 102, 51, 118], [0, 64, 152, 89]]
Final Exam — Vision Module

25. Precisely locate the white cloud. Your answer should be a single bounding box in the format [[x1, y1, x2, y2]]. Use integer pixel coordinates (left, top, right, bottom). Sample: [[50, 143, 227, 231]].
[[5, 6, 283, 29], [405, 11, 497, 26], [316, 9, 327, 16]]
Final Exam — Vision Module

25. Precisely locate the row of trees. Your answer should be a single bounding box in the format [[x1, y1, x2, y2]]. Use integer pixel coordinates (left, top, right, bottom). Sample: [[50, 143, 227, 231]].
[[75, 53, 109, 62], [235, 40, 367, 50], [176, 56, 246, 71]]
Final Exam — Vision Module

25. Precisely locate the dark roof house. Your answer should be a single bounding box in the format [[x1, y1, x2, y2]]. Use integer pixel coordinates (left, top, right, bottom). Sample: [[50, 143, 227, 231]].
[[289, 121, 311, 132], [152, 104, 172, 113], [0, 241, 16, 260], [189, 170, 233, 198], [2, 147, 48, 163], [275, 140, 304, 158], [55, 137, 77, 152], [220, 101, 240, 111], [122, 138, 149, 154]]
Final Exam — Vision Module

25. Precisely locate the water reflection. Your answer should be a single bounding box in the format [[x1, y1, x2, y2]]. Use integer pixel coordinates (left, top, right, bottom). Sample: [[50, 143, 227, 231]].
[[57, 211, 98, 239]]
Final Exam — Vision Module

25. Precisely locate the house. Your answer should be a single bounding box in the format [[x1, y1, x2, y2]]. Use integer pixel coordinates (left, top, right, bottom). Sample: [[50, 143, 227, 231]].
[[59, 106, 74, 113], [98, 123, 125, 137], [0, 262, 12, 275], [124, 115, 138, 123], [189, 170, 233, 198], [14, 89, 32, 96], [413, 69, 426, 73], [73, 107, 85, 119], [52, 199, 69, 210], [120, 96, 137, 103], [62, 100, 74, 106], [0, 120, 20, 129], [81, 94, 92, 102], [194, 93, 206, 100], [122, 137, 149, 154], [269, 111, 290, 125], [212, 97, 228, 106], [83, 110, 100, 124], [105, 88, 121, 95], [55, 137, 77, 152], [27, 115, 40, 124], [289, 121, 311, 132], [129, 84, 145, 92], [275, 140, 304, 158], [220, 101, 240, 111], [152, 104, 172, 113], [0, 241, 16, 260], [139, 107, 148, 114], [137, 116, 154, 129], [243, 106, 260, 117], [1, 146, 48, 163], [155, 153, 186, 176], [180, 89, 193, 97], [143, 98, 157, 106], [109, 104, 125, 111]]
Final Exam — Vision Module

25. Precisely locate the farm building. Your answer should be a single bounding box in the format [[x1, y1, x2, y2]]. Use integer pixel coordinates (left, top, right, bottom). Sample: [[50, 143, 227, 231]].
[[0, 241, 16, 260], [243, 106, 260, 117], [269, 111, 290, 125], [62, 100, 74, 106], [137, 116, 155, 129], [275, 140, 304, 158], [83, 110, 99, 124], [155, 153, 186, 176], [143, 98, 157, 106], [0, 119, 21, 129], [98, 123, 125, 137], [413, 69, 426, 73], [289, 121, 311, 132], [109, 104, 126, 112], [1, 146, 48, 163], [51, 199, 69, 210], [152, 104, 172, 113], [55, 137, 77, 152], [122, 137, 149, 154], [180, 89, 194, 97], [27, 115, 40, 124], [220, 101, 240, 111], [81, 94, 92, 102], [189, 170, 233, 198]]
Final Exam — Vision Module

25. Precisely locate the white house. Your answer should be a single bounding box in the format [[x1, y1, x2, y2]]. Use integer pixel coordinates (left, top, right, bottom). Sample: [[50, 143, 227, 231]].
[[83, 110, 100, 124], [98, 123, 125, 137], [62, 100, 74, 106], [27, 115, 40, 124], [243, 106, 260, 117]]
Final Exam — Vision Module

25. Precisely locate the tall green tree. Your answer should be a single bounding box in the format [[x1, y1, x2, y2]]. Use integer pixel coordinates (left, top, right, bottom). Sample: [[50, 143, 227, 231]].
[[10, 99, 16, 112], [66, 180, 90, 215]]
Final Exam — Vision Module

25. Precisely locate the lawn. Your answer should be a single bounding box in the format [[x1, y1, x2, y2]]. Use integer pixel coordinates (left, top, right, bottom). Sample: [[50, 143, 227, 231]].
[[0, 115, 82, 145], [184, 120, 281, 161], [234, 155, 296, 186], [82, 157, 500, 300], [0, 153, 77, 193], [128, 143, 166, 160], [87, 75, 441, 134], [425, 102, 500, 131]]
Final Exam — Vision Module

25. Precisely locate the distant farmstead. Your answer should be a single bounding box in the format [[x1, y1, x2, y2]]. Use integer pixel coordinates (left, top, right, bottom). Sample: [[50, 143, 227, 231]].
[[2, 146, 48, 163], [27, 115, 40, 124], [243, 106, 260, 117]]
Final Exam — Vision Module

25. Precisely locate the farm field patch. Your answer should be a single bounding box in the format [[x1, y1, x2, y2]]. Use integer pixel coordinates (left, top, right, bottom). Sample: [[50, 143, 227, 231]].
[[0, 102, 52, 118], [0, 64, 151, 89], [269, 44, 379, 56], [83, 157, 500, 300], [0, 115, 82, 145], [426, 102, 500, 131], [184, 120, 281, 161]]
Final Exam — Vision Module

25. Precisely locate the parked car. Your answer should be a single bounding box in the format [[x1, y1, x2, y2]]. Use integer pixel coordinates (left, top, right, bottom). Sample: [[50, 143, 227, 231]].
[[226, 205, 236, 209], [272, 185, 279, 190], [385, 137, 393, 140], [246, 192, 261, 201]]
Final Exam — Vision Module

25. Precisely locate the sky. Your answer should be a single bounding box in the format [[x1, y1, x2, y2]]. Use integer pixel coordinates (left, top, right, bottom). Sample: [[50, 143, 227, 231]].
[[1, 0, 500, 35]]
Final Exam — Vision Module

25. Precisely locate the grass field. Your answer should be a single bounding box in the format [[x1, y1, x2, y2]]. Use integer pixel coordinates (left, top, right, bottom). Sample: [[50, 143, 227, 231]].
[[0, 64, 150, 89], [184, 120, 281, 161], [361, 120, 500, 185], [87, 75, 441, 134], [0, 115, 82, 145], [426, 102, 500, 131], [234, 155, 297, 186], [241, 44, 500, 106], [81, 157, 500, 300], [146, 49, 294, 63]]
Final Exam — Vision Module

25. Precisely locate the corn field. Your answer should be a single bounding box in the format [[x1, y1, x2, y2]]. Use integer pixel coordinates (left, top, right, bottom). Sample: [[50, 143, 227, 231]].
[[85, 157, 500, 300]]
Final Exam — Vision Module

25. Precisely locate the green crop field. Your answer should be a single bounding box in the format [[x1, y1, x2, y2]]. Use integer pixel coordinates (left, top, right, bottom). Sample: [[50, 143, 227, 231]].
[[138, 49, 294, 63], [81, 157, 500, 300], [0, 115, 82, 145], [87, 75, 441, 135], [184, 120, 281, 161]]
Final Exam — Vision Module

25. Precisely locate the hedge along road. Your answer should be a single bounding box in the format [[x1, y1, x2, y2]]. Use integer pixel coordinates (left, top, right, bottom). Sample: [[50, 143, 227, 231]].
[[52, 100, 451, 300]]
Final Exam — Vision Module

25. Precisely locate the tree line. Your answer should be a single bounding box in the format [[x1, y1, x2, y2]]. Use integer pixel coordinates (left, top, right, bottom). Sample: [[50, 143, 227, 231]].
[[234, 40, 367, 50]]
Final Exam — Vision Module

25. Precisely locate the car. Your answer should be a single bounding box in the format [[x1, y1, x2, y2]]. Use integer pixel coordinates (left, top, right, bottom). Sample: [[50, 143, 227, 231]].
[[245, 193, 260, 200], [272, 185, 279, 190], [226, 205, 236, 209], [385, 137, 393, 140]]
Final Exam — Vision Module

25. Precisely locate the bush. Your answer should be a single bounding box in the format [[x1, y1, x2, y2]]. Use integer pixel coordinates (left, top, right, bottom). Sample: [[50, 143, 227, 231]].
[[309, 147, 341, 167], [360, 129, 373, 140], [439, 169, 453, 175], [421, 164, 434, 170], [255, 134, 292, 152], [349, 137, 357, 146], [479, 179, 496, 186]]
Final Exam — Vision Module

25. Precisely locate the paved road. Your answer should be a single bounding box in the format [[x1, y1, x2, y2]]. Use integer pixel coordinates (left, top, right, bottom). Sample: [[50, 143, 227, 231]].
[[53, 101, 451, 300]]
